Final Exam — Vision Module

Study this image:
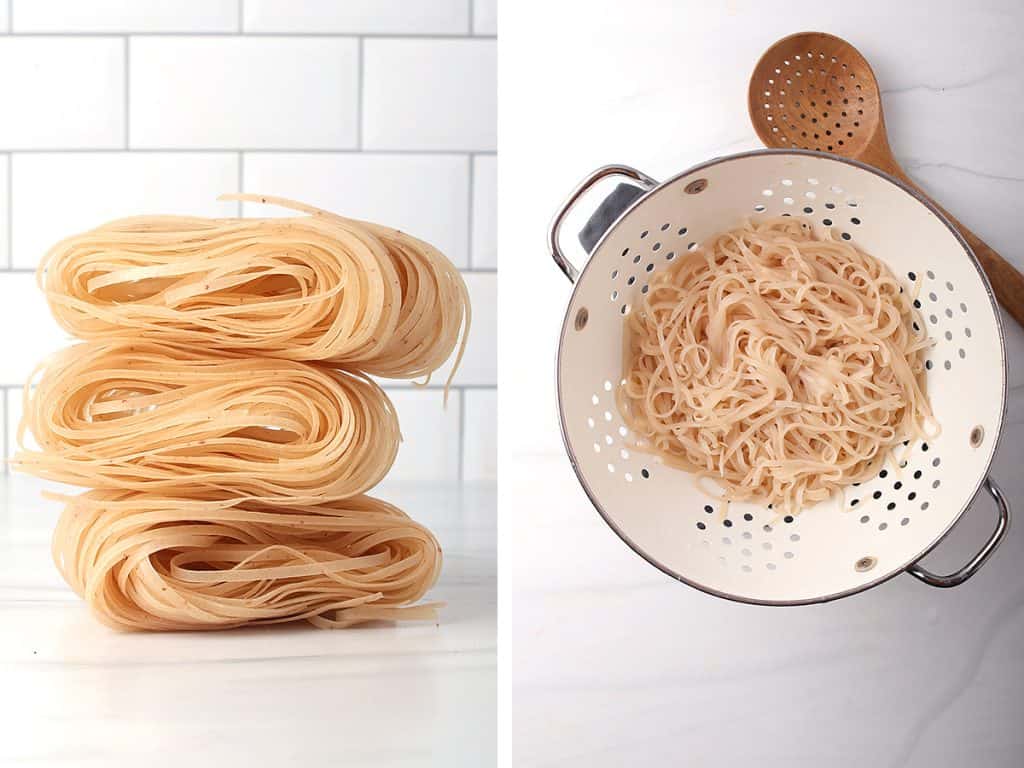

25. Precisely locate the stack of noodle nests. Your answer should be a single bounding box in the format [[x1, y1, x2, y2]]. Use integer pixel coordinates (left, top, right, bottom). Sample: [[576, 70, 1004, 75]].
[[13, 194, 470, 631]]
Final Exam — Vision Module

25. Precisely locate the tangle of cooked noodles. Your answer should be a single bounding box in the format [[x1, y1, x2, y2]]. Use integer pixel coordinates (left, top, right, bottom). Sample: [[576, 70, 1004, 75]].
[[14, 340, 399, 501], [39, 194, 470, 388], [52, 489, 441, 631], [619, 216, 935, 512]]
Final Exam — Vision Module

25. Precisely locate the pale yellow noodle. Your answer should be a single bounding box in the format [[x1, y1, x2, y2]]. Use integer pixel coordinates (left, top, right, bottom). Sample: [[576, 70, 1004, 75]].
[[40, 195, 470, 391], [13, 340, 400, 501], [619, 216, 936, 512], [51, 489, 442, 631]]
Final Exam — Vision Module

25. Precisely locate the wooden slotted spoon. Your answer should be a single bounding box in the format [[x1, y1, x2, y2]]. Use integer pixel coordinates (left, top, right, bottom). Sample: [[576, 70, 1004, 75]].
[[749, 31, 1024, 326]]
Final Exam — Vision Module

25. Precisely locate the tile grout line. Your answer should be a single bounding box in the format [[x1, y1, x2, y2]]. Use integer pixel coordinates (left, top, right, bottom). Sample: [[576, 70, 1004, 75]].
[[2, 388, 8, 475], [356, 37, 364, 149], [0, 32, 495, 39], [0, 148, 496, 156], [6, 153, 11, 268], [458, 388, 467, 484], [467, 155, 475, 268], [123, 37, 130, 148], [237, 151, 244, 215]]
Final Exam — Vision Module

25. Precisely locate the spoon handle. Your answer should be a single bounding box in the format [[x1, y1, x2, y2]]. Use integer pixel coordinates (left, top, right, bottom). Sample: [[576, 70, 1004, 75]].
[[890, 169, 1024, 327]]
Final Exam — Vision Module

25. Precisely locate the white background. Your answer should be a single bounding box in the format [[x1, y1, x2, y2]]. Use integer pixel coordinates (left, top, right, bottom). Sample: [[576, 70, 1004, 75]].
[[500, 1, 1024, 766], [0, 2, 496, 767]]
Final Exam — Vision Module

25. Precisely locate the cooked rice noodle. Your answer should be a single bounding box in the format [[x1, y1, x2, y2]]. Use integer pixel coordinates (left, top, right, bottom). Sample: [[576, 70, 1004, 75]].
[[14, 340, 399, 501], [39, 194, 470, 390], [52, 489, 441, 631], [619, 216, 936, 512]]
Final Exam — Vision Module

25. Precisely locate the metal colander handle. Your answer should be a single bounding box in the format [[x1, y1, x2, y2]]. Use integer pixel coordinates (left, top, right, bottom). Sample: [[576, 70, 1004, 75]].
[[907, 476, 1010, 588], [549, 164, 657, 283]]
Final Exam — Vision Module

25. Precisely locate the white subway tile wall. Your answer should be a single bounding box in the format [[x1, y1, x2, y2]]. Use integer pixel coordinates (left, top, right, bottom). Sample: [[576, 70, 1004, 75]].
[[362, 39, 497, 151], [0, 1, 496, 485]]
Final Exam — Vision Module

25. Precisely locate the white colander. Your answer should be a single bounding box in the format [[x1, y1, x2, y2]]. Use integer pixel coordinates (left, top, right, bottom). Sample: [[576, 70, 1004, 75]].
[[549, 149, 1009, 604]]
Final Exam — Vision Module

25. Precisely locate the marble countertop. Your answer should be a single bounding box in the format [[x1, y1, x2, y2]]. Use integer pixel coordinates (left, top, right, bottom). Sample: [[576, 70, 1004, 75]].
[[500, 1, 1024, 765], [0, 477, 495, 768]]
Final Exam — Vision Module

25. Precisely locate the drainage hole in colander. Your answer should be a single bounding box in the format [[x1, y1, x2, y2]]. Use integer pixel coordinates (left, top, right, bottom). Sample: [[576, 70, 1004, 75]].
[[687, 242, 698, 251], [741, 548, 752, 557], [926, 270, 935, 279], [593, 443, 600, 453], [620, 305, 629, 315], [908, 491, 917, 501], [696, 521, 706, 530], [886, 502, 895, 511], [929, 291, 938, 302], [722, 537, 732, 545], [913, 299, 922, 309], [677, 226, 688, 236], [766, 562, 777, 571], [633, 254, 641, 264], [784, 551, 794, 559], [901, 517, 910, 526], [610, 290, 618, 301], [825, 202, 836, 210], [587, 417, 594, 428], [803, 206, 813, 214], [921, 501, 930, 510], [590, 394, 599, 405], [660, 222, 670, 231], [603, 410, 612, 421], [931, 457, 941, 467], [743, 513, 753, 521], [960, 302, 968, 313], [860, 515, 870, 523], [723, 519, 733, 528], [851, 217, 861, 225], [640, 230, 649, 239], [945, 308, 953, 319], [754, 204, 766, 212], [627, 276, 636, 286], [763, 524, 773, 533], [741, 565, 752, 573], [932, 479, 941, 489], [742, 531, 752, 540], [926, 360, 933, 370], [624, 472, 633, 482], [618, 426, 627, 438], [652, 242, 661, 252], [944, 360, 951, 370], [641, 468, 650, 479], [965, 327, 972, 337], [603, 435, 612, 446], [704, 504, 713, 514], [762, 189, 773, 197], [879, 469, 889, 478], [872, 490, 882, 500], [894, 481, 903, 490], [603, 380, 612, 391], [922, 442, 929, 452], [763, 541, 773, 550], [607, 463, 615, 473], [841, 232, 852, 241], [619, 449, 629, 460], [790, 533, 800, 542], [913, 469, 922, 479], [823, 218, 833, 226], [878, 522, 888, 531], [851, 498, 859, 506], [645, 264, 654, 273], [783, 515, 794, 524]]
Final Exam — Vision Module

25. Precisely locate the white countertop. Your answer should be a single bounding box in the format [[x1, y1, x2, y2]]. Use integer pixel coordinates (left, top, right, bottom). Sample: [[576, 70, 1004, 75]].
[[500, 1, 1024, 765], [0, 478, 495, 768]]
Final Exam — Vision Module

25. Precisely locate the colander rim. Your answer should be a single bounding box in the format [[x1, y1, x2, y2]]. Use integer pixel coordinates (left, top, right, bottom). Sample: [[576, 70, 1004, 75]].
[[555, 147, 1008, 605]]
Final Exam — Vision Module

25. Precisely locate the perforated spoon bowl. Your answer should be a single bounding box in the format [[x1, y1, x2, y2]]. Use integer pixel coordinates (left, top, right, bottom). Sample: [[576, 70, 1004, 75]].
[[749, 31, 1024, 326]]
